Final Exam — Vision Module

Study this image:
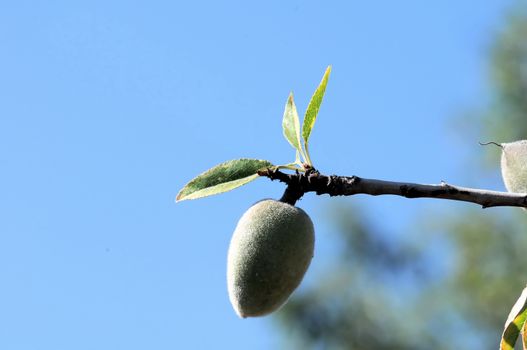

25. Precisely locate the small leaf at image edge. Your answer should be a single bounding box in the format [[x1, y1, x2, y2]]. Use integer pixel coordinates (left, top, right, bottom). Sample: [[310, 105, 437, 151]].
[[500, 286, 527, 350], [176, 159, 273, 201]]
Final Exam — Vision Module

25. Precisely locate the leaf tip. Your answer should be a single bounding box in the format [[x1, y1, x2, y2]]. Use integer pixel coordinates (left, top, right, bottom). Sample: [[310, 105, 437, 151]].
[[324, 65, 332, 79], [175, 192, 185, 203]]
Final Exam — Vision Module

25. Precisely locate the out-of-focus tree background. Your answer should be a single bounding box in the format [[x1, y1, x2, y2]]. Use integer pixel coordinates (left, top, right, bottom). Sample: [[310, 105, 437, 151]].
[[274, 4, 527, 350]]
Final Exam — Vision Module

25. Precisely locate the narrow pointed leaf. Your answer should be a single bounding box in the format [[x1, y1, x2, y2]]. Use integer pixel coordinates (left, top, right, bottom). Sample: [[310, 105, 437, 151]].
[[282, 92, 303, 153], [302, 65, 332, 144], [176, 159, 273, 202], [501, 286, 527, 350]]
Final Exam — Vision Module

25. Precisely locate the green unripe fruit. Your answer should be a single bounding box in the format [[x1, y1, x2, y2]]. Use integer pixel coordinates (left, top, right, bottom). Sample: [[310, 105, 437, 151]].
[[501, 140, 527, 193], [227, 199, 315, 318]]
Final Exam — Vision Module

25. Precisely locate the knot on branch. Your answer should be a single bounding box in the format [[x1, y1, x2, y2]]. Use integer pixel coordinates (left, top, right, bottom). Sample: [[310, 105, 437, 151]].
[[259, 167, 348, 205], [280, 169, 311, 205]]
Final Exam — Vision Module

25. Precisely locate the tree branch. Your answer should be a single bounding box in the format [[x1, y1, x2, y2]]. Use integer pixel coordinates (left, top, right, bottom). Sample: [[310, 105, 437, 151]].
[[257, 168, 527, 208]]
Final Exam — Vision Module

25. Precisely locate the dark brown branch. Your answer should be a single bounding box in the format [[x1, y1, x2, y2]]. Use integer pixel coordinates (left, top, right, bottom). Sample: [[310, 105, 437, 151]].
[[257, 168, 527, 208]]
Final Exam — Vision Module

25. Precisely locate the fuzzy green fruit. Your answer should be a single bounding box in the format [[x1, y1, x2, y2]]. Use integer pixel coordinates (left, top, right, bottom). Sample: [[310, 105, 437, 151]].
[[501, 140, 527, 193], [227, 199, 315, 318]]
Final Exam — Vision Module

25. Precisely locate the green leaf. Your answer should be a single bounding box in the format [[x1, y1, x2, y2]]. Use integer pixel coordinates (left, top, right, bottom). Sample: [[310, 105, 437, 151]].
[[302, 65, 332, 145], [282, 92, 303, 155], [176, 159, 273, 202], [501, 286, 527, 350]]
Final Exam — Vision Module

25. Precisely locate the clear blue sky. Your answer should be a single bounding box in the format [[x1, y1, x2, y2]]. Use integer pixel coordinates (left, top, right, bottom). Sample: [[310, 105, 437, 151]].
[[0, 1, 514, 349]]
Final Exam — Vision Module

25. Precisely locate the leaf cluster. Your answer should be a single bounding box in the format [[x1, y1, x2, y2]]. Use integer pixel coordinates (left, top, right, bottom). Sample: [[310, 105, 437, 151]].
[[176, 66, 331, 202]]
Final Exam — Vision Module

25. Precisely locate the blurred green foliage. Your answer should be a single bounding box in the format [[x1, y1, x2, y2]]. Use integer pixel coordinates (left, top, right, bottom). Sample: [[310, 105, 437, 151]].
[[273, 3, 527, 349]]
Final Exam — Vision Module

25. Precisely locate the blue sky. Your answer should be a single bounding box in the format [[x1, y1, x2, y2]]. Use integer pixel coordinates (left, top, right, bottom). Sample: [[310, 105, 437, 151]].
[[0, 1, 515, 349]]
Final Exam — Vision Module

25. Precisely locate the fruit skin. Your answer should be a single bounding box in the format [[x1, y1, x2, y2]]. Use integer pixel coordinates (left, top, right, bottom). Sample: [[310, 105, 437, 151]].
[[501, 140, 527, 193], [227, 199, 315, 318]]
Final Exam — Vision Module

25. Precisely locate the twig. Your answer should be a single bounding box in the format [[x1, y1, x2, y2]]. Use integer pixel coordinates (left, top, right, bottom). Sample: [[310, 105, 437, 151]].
[[257, 168, 527, 208]]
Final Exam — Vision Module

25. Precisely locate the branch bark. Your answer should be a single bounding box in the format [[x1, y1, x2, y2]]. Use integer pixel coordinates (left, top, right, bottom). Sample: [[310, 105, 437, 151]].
[[257, 168, 527, 208]]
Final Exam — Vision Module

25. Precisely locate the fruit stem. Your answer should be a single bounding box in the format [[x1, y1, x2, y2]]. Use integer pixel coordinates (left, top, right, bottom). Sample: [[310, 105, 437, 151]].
[[279, 186, 302, 206]]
